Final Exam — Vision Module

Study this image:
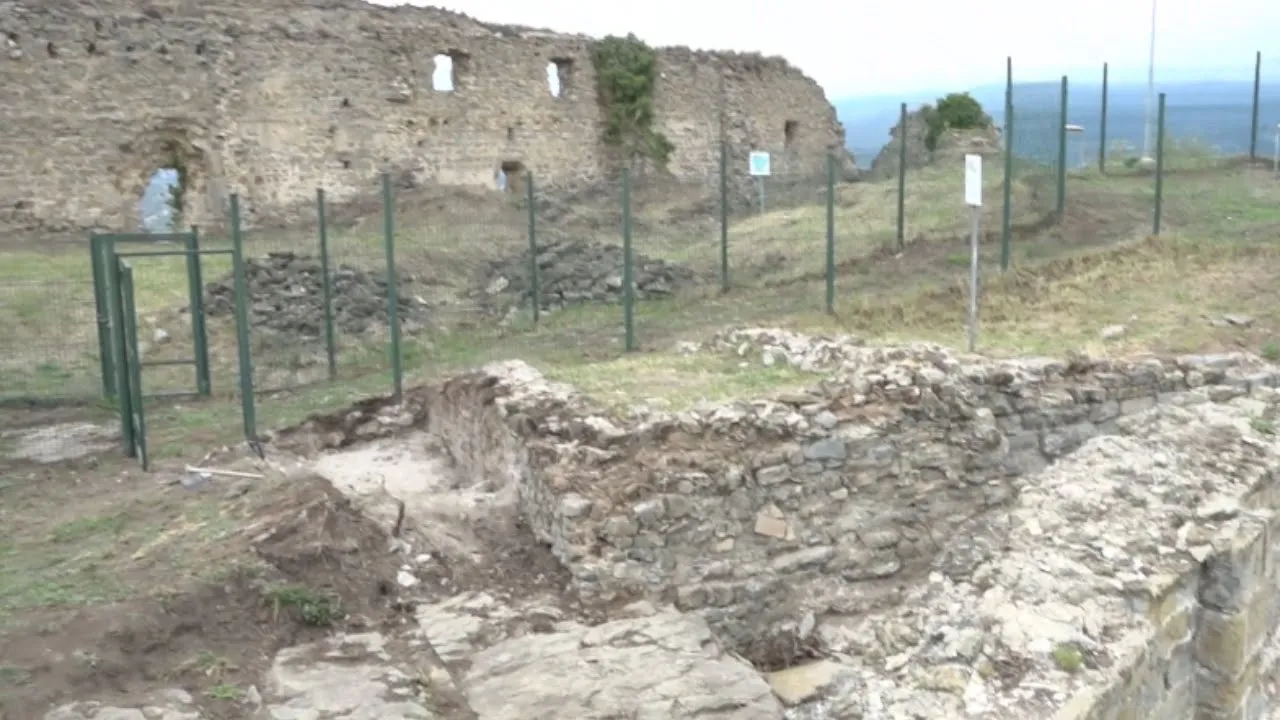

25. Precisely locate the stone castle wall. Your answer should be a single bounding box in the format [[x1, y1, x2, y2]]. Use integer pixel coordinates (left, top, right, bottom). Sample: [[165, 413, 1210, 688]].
[[0, 0, 846, 236]]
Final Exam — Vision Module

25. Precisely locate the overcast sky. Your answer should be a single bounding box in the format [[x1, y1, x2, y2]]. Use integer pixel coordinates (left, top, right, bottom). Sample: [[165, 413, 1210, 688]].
[[371, 0, 1277, 98]]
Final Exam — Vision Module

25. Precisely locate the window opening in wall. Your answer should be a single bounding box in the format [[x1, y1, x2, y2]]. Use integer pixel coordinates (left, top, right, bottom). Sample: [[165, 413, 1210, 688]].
[[545, 63, 561, 98], [139, 167, 183, 233], [507, 126, 515, 141], [548, 58, 573, 98], [497, 160, 525, 194], [784, 120, 799, 148], [432, 53, 455, 92]]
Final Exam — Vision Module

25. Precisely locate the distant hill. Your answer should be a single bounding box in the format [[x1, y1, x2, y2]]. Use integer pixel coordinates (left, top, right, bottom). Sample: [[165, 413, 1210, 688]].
[[838, 81, 1280, 169]]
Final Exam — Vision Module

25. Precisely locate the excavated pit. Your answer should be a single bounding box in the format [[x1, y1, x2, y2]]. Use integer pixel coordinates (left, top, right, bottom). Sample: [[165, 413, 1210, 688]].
[[270, 328, 1280, 718]]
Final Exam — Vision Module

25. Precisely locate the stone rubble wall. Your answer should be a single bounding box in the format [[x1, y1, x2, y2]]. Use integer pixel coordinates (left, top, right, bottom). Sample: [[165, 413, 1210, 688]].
[[273, 327, 1280, 718]]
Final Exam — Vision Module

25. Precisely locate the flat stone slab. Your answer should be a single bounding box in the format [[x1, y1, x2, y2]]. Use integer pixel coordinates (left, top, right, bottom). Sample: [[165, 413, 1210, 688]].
[[265, 632, 436, 719], [459, 610, 783, 719]]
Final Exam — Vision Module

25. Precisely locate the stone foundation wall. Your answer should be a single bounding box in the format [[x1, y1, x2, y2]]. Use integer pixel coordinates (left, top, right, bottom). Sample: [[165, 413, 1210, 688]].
[[272, 329, 1280, 717], [1060, 490, 1280, 720]]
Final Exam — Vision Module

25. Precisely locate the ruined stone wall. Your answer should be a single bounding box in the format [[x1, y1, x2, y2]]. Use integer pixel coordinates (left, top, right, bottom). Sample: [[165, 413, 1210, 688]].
[[275, 329, 1280, 717], [0, 0, 845, 237]]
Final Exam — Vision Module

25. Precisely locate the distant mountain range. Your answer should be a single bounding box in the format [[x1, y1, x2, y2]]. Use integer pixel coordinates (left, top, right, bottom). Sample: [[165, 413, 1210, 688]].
[[838, 80, 1280, 168]]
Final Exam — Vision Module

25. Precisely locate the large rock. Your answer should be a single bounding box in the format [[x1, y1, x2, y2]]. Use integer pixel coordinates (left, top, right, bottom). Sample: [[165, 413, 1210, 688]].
[[460, 611, 784, 719]]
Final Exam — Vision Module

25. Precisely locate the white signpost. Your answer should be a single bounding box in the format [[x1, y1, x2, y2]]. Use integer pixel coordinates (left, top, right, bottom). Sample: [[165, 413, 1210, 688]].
[[1273, 123, 1279, 178], [964, 154, 982, 353], [749, 151, 771, 214]]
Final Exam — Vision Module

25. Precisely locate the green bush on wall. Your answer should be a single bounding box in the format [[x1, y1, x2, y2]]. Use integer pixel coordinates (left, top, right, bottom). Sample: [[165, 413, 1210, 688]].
[[920, 92, 992, 152], [591, 34, 675, 166]]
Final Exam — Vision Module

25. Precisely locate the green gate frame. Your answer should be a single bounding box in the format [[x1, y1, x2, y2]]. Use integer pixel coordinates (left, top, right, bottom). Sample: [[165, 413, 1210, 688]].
[[93, 231, 252, 471], [91, 230, 212, 401]]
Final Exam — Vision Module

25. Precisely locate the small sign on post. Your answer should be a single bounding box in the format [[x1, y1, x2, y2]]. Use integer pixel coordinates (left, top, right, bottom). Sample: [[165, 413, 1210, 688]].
[[964, 154, 982, 353], [749, 151, 770, 214]]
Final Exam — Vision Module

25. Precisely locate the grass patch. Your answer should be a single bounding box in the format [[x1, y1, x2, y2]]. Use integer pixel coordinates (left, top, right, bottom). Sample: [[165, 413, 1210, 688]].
[[264, 585, 341, 627], [547, 351, 820, 412]]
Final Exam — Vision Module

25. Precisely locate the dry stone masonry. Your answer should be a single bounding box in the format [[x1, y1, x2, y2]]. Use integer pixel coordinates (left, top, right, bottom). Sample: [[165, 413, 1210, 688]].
[[478, 237, 699, 317], [203, 251, 428, 337], [1, 0, 847, 237], [275, 327, 1280, 719]]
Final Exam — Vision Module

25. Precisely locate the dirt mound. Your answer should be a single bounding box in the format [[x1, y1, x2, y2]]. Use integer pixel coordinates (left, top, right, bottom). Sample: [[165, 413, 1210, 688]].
[[476, 237, 699, 315], [0, 474, 407, 719], [203, 251, 429, 337]]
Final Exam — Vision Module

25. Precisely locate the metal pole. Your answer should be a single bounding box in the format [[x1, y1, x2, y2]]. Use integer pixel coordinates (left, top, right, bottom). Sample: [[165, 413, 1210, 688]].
[[621, 167, 635, 352], [381, 173, 403, 402], [228, 194, 257, 443], [719, 140, 729, 292], [1057, 76, 1069, 217], [316, 189, 337, 381], [967, 207, 980, 353], [526, 171, 540, 325], [1250, 51, 1262, 162], [824, 153, 835, 314], [896, 102, 907, 250], [1141, 0, 1157, 161], [1000, 91, 1014, 271], [1154, 93, 1167, 235], [1099, 63, 1109, 173], [187, 226, 211, 396]]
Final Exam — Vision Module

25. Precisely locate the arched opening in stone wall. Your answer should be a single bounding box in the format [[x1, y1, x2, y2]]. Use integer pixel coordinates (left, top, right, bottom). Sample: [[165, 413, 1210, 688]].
[[117, 127, 207, 233], [139, 168, 182, 233], [498, 160, 525, 195], [432, 54, 455, 92]]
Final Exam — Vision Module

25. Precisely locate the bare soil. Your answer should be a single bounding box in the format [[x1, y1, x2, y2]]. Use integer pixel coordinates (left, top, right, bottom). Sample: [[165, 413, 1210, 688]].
[[0, 426, 408, 719]]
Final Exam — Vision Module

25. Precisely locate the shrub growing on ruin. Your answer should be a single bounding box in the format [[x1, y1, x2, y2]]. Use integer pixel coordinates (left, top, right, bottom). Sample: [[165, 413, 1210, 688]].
[[919, 92, 992, 152], [591, 34, 675, 167]]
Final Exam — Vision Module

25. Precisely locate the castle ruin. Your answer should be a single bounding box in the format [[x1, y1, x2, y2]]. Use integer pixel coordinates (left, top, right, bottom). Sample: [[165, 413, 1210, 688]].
[[0, 0, 848, 235]]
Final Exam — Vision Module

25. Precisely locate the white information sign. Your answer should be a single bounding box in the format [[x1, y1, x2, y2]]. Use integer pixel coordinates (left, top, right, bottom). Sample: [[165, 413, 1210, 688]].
[[748, 151, 771, 177], [964, 154, 982, 207]]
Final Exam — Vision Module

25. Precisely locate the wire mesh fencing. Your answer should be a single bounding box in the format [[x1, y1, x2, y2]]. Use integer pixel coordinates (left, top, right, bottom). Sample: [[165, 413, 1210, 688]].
[[0, 239, 100, 406]]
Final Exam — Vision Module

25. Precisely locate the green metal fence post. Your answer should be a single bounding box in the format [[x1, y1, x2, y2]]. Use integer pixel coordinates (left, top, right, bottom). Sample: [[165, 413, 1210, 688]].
[[186, 226, 211, 396], [1154, 93, 1167, 236], [622, 167, 636, 352], [525, 171, 540, 325], [896, 102, 907, 250], [825, 153, 836, 314], [229, 194, 258, 442], [106, 239, 134, 456], [1056, 75, 1069, 217], [120, 264, 149, 470], [1100, 63, 1109, 173], [1000, 56, 1014, 272], [90, 233, 115, 398], [316, 188, 337, 381], [381, 172, 403, 402], [1250, 51, 1262, 162], [719, 140, 730, 292]]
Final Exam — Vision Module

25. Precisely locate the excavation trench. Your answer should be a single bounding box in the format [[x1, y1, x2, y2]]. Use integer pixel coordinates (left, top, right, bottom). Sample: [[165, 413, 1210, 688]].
[[277, 332, 1280, 718]]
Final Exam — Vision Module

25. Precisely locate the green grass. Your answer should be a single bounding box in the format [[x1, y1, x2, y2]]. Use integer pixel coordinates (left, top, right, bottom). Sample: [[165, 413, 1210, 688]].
[[1, 148, 1276, 445]]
